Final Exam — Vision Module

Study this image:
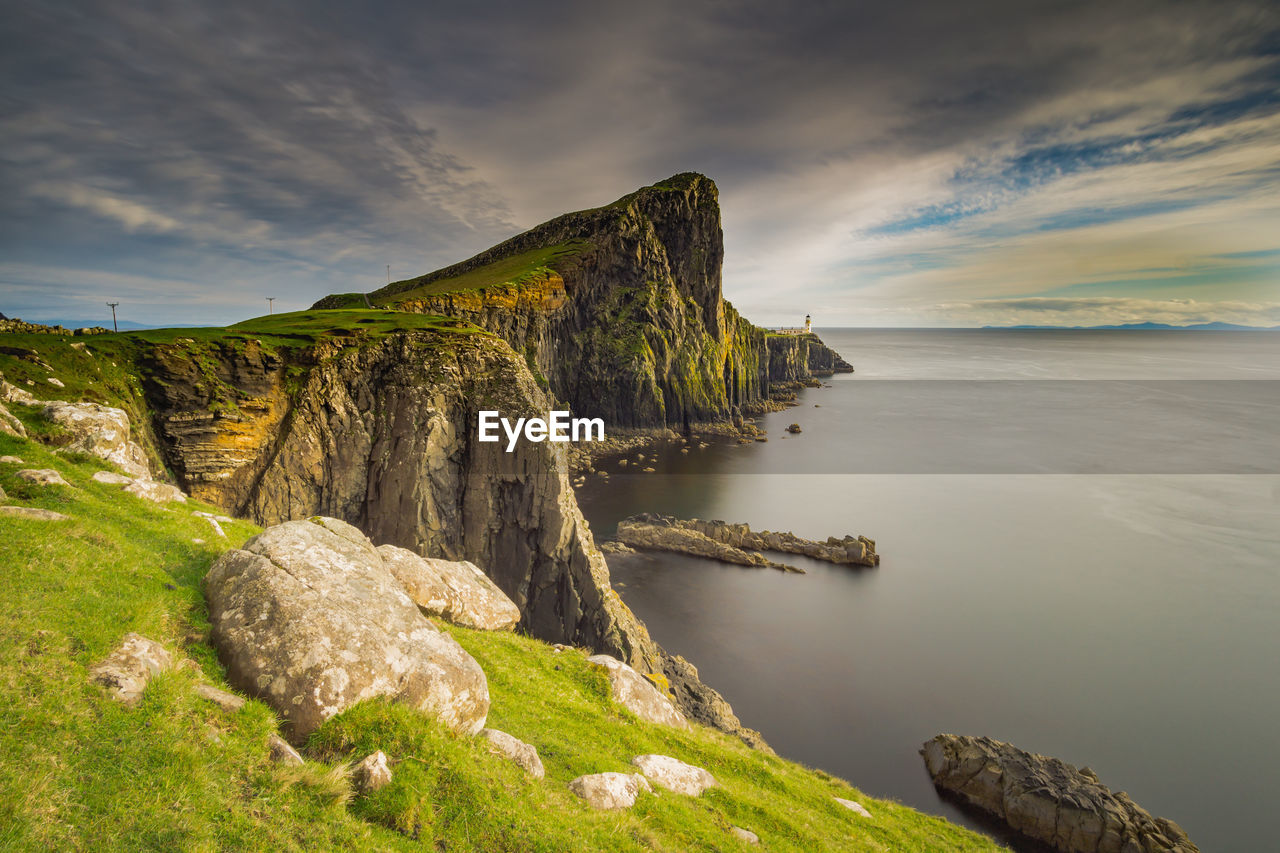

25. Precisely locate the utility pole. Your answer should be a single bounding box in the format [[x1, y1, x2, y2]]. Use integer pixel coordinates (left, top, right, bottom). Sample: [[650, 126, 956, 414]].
[[106, 302, 119, 332], [266, 297, 275, 315]]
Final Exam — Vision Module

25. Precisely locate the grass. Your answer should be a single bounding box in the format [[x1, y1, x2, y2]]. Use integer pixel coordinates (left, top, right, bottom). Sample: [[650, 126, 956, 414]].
[[0, 409, 1003, 851], [370, 242, 591, 306]]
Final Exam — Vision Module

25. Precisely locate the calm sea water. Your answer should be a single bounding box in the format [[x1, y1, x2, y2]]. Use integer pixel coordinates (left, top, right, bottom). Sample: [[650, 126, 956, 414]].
[[576, 329, 1280, 852]]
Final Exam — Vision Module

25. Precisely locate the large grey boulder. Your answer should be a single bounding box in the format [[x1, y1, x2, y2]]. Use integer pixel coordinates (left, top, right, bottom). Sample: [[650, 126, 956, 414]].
[[922, 734, 1199, 853], [89, 633, 173, 706], [377, 544, 520, 631], [587, 654, 688, 729], [43, 401, 150, 478], [205, 517, 490, 744], [631, 754, 717, 795], [479, 728, 545, 778], [568, 772, 652, 809]]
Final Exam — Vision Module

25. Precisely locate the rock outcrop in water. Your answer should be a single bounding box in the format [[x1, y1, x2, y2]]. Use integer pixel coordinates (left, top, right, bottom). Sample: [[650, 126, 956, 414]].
[[617, 513, 879, 567], [922, 734, 1199, 853], [315, 173, 849, 430]]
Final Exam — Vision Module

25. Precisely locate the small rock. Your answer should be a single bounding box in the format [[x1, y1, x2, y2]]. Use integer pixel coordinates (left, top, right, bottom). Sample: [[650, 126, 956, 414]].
[[191, 537, 205, 544], [17, 468, 70, 486], [0, 483, 6, 502], [269, 733, 304, 765], [631, 754, 717, 795], [124, 479, 187, 503], [92, 470, 134, 485], [731, 826, 760, 844], [47, 377, 65, 388], [834, 797, 872, 818], [786, 423, 802, 434], [480, 729, 545, 778], [89, 633, 173, 706], [194, 683, 246, 712], [0, 506, 71, 521], [354, 751, 392, 793], [568, 772, 651, 809], [642, 466, 656, 473], [0, 455, 26, 464], [587, 655, 687, 729]]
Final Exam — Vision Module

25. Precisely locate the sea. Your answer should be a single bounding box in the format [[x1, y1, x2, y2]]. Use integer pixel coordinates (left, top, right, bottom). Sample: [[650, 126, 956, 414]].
[[575, 329, 1280, 852]]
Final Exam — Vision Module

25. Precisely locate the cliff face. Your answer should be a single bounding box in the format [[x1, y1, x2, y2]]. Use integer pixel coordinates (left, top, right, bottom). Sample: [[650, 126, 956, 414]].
[[140, 329, 658, 670], [321, 173, 846, 430]]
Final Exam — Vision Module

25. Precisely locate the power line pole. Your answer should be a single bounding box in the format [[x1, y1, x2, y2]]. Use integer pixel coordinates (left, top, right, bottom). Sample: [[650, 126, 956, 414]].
[[106, 302, 119, 332], [266, 297, 275, 315]]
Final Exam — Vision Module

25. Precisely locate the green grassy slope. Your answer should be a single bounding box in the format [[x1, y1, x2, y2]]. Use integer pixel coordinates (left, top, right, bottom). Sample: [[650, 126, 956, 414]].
[[369, 242, 590, 306], [0, 410, 1001, 851]]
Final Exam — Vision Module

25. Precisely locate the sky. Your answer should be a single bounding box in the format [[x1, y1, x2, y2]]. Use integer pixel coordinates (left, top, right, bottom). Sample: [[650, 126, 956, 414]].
[[2, 0, 1278, 328]]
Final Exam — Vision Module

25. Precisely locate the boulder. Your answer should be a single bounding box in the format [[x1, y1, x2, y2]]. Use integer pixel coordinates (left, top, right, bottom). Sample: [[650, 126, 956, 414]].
[[922, 734, 1199, 853], [587, 654, 688, 729], [835, 797, 872, 818], [479, 728, 545, 778], [631, 754, 717, 795], [17, 468, 69, 486], [268, 733, 304, 765], [0, 483, 5, 502], [0, 506, 71, 521], [89, 633, 173, 706], [204, 517, 490, 743], [92, 470, 134, 485], [731, 826, 760, 844], [124, 479, 187, 504], [354, 751, 392, 793], [42, 401, 150, 478], [568, 772, 652, 809], [377, 544, 520, 631], [0, 455, 26, 464]]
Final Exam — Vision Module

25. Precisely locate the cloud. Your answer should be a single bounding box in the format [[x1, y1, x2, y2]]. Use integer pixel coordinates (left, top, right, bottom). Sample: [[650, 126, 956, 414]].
[[1, 0, 1278, 327]]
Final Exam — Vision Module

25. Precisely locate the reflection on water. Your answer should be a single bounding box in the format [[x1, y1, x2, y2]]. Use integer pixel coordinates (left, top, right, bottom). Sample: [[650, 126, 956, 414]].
[[575, 330, 1280, 853]]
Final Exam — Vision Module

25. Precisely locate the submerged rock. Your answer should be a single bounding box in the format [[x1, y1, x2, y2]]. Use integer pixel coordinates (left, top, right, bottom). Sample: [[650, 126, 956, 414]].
[[204, 517, 490, 744], [922, 734, 1199, 853]]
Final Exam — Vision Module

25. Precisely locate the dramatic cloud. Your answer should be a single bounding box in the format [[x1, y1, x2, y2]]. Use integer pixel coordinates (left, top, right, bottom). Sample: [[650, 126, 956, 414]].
[[1, 0, 1277, 326]]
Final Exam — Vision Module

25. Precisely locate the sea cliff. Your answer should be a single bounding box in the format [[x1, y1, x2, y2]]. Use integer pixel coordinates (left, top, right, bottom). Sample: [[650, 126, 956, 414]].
[[315, 173, 850, 430]]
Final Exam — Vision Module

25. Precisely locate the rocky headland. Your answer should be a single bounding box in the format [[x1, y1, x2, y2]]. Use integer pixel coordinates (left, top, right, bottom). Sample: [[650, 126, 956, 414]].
[[314, 173, 851, 433], [922, 734, 1199, 853]]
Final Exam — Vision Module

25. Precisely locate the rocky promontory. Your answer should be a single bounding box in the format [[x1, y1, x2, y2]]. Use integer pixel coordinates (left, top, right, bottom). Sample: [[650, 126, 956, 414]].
[[922, 734, 1199, 853], [314, 173, 850, 432], [616, 513, 879, 568]]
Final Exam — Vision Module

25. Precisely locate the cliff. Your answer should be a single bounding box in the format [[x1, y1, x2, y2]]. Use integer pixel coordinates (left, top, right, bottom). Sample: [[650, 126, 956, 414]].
[[314, 173, 848, 430], [121, 314, 762, 745]]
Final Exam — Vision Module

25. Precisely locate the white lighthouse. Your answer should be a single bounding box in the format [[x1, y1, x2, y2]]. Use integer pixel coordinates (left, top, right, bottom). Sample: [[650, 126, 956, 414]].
[[804, 313, 812, 333]]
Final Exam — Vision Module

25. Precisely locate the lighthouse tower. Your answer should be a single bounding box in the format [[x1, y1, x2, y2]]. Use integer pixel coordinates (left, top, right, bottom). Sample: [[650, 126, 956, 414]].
[[804, 313, 812, 333]]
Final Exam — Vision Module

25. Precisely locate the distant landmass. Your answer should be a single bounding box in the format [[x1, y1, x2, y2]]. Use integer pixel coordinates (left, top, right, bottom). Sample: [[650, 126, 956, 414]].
[[984, 322, 1280, 331]]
